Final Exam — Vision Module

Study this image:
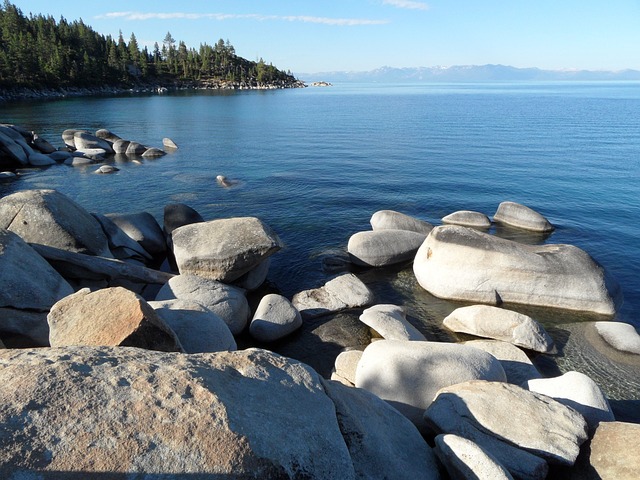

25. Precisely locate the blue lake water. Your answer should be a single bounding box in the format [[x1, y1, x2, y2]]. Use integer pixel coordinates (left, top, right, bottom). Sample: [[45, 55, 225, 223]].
[[2, 82, 640, 412]]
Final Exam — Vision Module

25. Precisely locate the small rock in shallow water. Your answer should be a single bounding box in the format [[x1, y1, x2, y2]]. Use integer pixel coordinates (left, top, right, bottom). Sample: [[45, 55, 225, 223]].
[[493, 201, 554, 232], [594, 321, 640, 355], [94, 165, 119, 174], [442, 210, 491, 229]]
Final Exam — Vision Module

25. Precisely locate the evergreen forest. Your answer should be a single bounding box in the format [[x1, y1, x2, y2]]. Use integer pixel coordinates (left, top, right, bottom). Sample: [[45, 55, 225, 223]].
[[0, 1, 298, 91]]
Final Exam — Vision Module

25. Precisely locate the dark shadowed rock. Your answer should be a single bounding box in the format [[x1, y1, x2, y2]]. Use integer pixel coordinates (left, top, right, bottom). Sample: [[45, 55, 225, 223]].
[[163, 202, 205, 237], [106, 211, 166, 257]]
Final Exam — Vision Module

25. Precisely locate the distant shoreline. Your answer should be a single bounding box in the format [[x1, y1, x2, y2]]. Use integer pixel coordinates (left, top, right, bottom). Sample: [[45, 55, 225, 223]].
[[0, 80, 307, 103]]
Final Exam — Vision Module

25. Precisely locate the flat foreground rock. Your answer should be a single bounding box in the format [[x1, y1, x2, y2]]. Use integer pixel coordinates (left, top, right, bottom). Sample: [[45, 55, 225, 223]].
[[589, 421, 640, 480], [414, 225, 616, 315], [292, 273, 374, 319], [0, 347, 356, 479]]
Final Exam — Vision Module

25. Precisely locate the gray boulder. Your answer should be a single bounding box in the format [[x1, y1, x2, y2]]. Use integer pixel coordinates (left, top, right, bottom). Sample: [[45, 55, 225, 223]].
[[172, 217, 283, 282], [442, 210, 491, 229], [526, 371, 614, 431], [73, 131, 114, 153], [493, 201, 554, 232], [0, 128, 28, 165], [163, 137, 178, 149], [425, 381, 589, 466], [249, 294, 302, 342], [0, 189, 112, 257], [292, 273, 374, 319], [443, 305, 554, 353], [414, 225, 616, 315], [142, 147, 166, 157], [31, 134, 57, 154], [0, 229, 74, 312], [370, 210, 434, 234], [93, 213, 153, 262], [0, 346, 356, 479], [463, 339, 542, 385], [588, 421, 640, 480], [348, 229, 427, 267], [232, 257, 270, 291], [48, 287, 183, 352], [434, 434, 514, 480], [149, 299, 237, 353], [95, 128, 122, 143], [94, 165, 119, 174], [112, 139, 130, 154], [355, 340, 506, 429], [594, 321, 640, 355], [155, 274, 250, 335], [125, 141, 147, 155], [359, 304, 426, 341], [106, 211, 166, 257], [48, 150, 72, 162], [27, 151, 56, 166], [323, 379, 441, 480], [62, 128, 88, 149]]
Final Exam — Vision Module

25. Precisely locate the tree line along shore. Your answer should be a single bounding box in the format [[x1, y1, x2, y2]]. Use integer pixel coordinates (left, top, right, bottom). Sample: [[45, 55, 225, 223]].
[[0, 0, 303, 98]]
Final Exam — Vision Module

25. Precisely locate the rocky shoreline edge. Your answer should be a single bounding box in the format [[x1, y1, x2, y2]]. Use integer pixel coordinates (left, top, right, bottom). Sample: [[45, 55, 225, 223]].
[[0, 124, 639, 479], [0, 79, 307, 103]]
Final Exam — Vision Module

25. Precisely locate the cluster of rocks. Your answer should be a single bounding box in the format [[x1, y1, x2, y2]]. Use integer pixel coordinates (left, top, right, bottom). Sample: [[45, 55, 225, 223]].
[[1, 180, 638, 477], [0, 123, 177, 174]]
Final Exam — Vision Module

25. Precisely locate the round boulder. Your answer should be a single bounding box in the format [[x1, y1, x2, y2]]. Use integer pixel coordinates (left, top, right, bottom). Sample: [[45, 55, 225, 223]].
[[249, 294, 302, 342], [493, 201, 554, 232], [370, 210, 434, 234], [442, 210, 491, 229], [347, 229, 427, 267]]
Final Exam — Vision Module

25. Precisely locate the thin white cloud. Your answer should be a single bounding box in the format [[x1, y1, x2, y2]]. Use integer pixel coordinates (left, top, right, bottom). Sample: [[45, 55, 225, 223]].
[[96, 12, 389, 26], [383, 0, 429, 10]]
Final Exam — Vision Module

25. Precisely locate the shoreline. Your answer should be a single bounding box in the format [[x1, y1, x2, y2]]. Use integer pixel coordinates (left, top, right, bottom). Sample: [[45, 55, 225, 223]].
[[0, 79, 307, 103]]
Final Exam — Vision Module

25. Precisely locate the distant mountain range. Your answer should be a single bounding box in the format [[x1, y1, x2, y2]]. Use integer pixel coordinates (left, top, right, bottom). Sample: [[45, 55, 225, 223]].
[[298, 64, 640, 83]]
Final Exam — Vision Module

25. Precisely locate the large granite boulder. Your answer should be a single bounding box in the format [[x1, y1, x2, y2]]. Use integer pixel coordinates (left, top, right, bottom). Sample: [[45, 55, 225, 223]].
[[425, 381, 589, 466], [526, 371, 614, 431], [370, 210, 434, 234], [434, 434, 514, 480], [171, 217, 283, 282], [0, 347, 357, 478], [0, 229, 74, 311], [355, 340, 506, 429], [0, 189, 112, 257], [442, 210, 491, 229], [148, 299, 237, 353], [48, 287, 183, 352], [249, 293, 302, 342], [493, 201, 554, 232], [359, 304, 426, 341], [463, 339, 542, 385], [106, 211, 166, 257], [443, 305, 554, 353], [413, 225, 616, 315], [155, 274, 250, 335], [347, 229, 427, 267], [322, 379, 441, 480], [292, 273, 374, 319], [588, 421, 640, 480]]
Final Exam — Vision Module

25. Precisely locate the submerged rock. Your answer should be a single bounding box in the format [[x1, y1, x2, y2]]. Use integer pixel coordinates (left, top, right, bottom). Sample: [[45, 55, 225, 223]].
[[370, 209, 434, 234], [359, 304, 426, 341], [493, 201, 554, 232], [443, 305, 554, 353], [442, 210, 491, 229], [413, 225, 617, 315]]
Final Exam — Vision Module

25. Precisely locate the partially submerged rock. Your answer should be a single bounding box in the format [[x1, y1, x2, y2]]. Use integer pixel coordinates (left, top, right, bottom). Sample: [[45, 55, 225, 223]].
[[414, 225, 616, 315], [493, 201, 554, 232], [594, 321, 640, 355], [347, 229, 427, 267], [425, 380, 589, 466], [292, 273, 374, 319], [370, 209, 434, 234], [443, 305, 554, 353], [442, 210, 491, 229], [359, 304, 426, 341]]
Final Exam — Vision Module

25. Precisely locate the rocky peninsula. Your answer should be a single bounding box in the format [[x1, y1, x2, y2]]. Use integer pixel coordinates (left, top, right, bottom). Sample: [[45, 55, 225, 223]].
[[0, 124, 639, 479]]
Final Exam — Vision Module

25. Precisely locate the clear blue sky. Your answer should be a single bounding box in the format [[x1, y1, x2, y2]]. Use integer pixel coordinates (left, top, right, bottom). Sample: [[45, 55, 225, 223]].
[[9, 0, 640, 74]]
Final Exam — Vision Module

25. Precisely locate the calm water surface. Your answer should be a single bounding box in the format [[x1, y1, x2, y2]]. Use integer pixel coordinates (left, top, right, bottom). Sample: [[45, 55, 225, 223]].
[[2, 82, 640, 411]]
